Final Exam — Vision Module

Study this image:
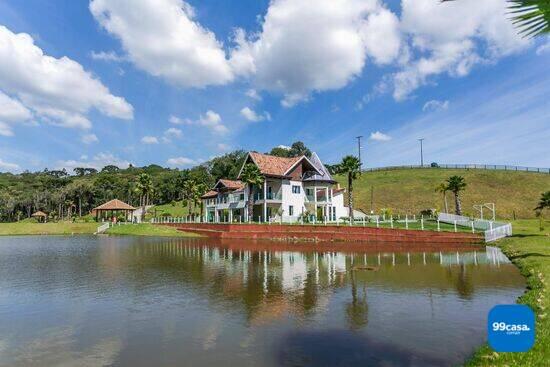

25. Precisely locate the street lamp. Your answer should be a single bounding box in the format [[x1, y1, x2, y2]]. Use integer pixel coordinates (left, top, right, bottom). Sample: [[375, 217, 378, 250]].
[[418, 138, 425, 167]]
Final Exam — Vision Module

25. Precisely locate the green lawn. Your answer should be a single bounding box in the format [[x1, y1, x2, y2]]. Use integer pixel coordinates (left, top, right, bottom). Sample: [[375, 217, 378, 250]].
[[467, 219, 550, 366], [0, 221, 98, 235], [105, 223, 200, 237], [335, 168, 550, 219]]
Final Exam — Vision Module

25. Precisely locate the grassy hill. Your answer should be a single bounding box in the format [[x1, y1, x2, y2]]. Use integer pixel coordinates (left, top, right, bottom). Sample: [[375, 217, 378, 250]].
[[335, 168, 550, 219]]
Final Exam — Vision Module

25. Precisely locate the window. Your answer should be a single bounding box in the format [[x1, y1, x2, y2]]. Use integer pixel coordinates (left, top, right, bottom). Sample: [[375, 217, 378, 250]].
[[289, 205, 294, 216], [292, 185, 301, 194], [306, 188, 313, 196]]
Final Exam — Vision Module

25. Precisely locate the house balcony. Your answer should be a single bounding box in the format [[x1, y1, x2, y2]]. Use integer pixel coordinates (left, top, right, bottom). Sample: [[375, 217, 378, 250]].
[[254, 192, 283, 203]]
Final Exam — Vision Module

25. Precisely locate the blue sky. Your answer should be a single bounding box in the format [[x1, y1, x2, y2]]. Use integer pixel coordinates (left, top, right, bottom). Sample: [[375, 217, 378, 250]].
[[0, 0, 548, 172]]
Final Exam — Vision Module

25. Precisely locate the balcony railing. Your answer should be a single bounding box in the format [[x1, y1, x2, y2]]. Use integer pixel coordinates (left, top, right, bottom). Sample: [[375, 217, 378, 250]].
[[254, 192, 282, 201]]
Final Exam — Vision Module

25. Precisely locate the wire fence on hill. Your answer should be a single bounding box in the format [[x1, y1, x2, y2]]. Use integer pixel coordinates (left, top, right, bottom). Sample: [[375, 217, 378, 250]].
[[362, 164, 550, 174]]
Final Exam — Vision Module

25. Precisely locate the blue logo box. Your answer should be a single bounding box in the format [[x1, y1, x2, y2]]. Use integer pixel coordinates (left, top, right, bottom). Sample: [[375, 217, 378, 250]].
[[488, 304, 535, 352]]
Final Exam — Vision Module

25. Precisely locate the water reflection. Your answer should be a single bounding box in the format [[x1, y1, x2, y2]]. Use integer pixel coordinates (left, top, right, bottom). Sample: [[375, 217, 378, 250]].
[[0, 236, 524, 367]]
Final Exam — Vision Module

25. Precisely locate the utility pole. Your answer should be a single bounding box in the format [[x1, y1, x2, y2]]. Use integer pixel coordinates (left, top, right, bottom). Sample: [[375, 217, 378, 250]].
[[418, 138, 425, 167], [356, 136, 363, 166]]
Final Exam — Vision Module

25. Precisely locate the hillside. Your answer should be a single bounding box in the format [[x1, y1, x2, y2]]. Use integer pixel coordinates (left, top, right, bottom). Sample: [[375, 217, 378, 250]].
[[335, 168, 550, 219]]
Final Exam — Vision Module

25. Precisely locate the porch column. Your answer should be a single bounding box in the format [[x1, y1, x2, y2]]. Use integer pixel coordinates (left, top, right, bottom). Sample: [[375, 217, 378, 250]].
[[314, 185, 317, 221], [215, 210, 219, 223], [263, 180, 267, 222], [229, 209, 233, 223]]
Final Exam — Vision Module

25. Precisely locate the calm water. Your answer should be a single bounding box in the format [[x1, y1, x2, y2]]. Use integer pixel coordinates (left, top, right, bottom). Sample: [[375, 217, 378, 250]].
[[0, 236, 524, 367]]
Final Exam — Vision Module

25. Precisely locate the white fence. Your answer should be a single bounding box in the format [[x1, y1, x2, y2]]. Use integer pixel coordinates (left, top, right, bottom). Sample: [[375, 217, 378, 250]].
[[438, 213, 512, 242], [96, 222, 110, 234]]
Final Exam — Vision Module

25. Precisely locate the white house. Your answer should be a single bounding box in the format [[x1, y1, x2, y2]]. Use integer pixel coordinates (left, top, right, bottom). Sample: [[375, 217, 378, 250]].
[[201, 151, 360, 223]]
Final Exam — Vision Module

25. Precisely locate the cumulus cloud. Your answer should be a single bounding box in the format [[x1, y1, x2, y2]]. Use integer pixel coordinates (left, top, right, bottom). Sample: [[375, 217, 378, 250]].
[[164, 127, 183, 139], [369, 131, 392, 141], [81, 133, 99, 144], [423, 99, 449, 112], [170, 110, 228, 134], [0, 91, 33, 136], [0, 158, 20, 172], [230, 0, 401, 106], [245, 89, 262, 101], [90, 0, 234, 88], [141, 136, 159, 144], [0, 25, 133, 132], [392, 0, 530, 100], [56, 152, 131, 171], [240, 107, 270, 122], [166, 156, 197, 167]]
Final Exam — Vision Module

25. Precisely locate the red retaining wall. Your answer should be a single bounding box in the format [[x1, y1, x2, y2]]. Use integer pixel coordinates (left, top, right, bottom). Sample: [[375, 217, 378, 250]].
[[159, 223, 483, 245]]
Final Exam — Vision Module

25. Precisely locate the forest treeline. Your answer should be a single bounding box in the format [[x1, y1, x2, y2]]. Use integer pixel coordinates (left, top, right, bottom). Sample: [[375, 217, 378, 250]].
[[0, 142, 315, 222]]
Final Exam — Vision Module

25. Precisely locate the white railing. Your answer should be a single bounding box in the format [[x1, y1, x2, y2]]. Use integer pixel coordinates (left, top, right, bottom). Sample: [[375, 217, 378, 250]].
[[96, 222, 110, 234], [485, 223, 513, 242], [438, 212, 512, 242]]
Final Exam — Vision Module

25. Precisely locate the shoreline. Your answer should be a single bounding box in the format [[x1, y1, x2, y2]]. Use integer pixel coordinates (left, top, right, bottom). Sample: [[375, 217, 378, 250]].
[[466, 220, 549, 366]]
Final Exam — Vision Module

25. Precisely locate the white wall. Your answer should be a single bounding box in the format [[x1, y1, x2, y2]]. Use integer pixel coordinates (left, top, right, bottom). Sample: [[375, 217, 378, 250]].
[[281, 179, 306, 219], [333, 192, 348, 219]]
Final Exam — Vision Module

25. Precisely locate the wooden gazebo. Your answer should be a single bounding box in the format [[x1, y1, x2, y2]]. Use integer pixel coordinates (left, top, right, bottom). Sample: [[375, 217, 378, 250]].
[[31, 210, 48, 223], [92, 199, 136, 222]]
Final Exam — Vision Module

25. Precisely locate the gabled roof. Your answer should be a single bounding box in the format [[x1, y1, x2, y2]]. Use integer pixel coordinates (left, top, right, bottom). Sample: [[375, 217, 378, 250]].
[[238, 151, 321, 178], [303, 152, 336, 183], [93, 199, 135, 211], [214, 179, 245, 191], [201, 190, 218, 199]]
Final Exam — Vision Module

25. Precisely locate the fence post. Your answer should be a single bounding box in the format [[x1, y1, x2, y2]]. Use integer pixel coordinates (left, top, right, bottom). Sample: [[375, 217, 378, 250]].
[[390, 217, 394, 229], [437, 220, 440, 232], [454, 220, 457, 232], [405, 215, 408, 229], [376, 216, 379, 228], [471, 221, 475, 233], [421, 218, 424, 230]]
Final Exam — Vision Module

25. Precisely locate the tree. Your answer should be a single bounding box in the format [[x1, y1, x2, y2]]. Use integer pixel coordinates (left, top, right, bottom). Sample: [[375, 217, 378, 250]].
[[135, 173, 154, 221], [336, 156, 361, 221], [101, 165, 120, 173], [534, 191, 550, 230], [289, 141, 312, 158], [443, 0, 549, 38], [435, 182, 449, 213], [239, 163, 264, 222], [182, 179, 198, 217], [446, 176, 467, 216], [269, 146, 292, 157], [208, 150, 247, 180]]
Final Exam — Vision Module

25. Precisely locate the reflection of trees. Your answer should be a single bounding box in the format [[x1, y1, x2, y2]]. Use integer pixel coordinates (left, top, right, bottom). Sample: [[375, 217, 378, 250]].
[[345, 270, 368, 330], [454, 264, 474, 300]]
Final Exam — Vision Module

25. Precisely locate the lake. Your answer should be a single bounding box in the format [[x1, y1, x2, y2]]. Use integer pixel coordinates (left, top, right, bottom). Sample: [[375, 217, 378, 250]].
[[0, 236, 524, 367]]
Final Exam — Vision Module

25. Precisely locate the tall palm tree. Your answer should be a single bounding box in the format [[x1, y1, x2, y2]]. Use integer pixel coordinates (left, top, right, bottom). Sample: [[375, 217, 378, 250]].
[[446, 176, 467, 216], [135, 173, 154, 221], [442, 0, 550, 38], [336, 155, 361, 221], [435, 182, 449, 213], [240, 163, 264, 222], [534, 191, 550, 230]]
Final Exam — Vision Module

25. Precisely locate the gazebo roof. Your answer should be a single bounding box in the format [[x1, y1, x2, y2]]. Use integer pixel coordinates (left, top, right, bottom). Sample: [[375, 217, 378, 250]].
[[31, 210, 48, 217], [93, 199, 136, 211]]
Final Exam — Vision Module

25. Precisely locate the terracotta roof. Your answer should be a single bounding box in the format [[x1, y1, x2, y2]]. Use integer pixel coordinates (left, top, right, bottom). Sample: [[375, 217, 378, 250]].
[[333, 188, 346, 194], [218, 179, 245, 191], [201, 190, 218, 199], [247, 152, 303, 177], [31, 210, 47, 217], [93, 199, 135, 211]]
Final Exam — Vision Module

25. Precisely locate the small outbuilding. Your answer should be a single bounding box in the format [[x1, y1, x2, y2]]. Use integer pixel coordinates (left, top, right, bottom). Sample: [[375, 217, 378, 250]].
[[31, 210, 48, 223], [92, 199, 136, 222]]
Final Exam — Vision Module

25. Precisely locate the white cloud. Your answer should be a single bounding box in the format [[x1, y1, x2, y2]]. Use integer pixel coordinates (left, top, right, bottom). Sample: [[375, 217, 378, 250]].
[[171, 110, 228, 134], [164, 127, 182, 138], [240, 107, 270, 122], [90, 0, 234, 88], [536, 37, 550, 55], [56, 152, 131, 171], [90, 50, 126, 62], [393, 0, 530, 100], [0, 158, 20, 171], [422, 99, 449, 112], [245, 89, 261, 101], [277, 145, 291, 150], [0, 25, 133, 131], [230, 0, 401, 106], [169, 115, 185, 125], [217, 143, 231, 151], [369, 131, 392, 141], [141, 136, 159, 144], [166, 156, 197, 167], [0, 91, 33, 136], [81, 133, 99, 144]]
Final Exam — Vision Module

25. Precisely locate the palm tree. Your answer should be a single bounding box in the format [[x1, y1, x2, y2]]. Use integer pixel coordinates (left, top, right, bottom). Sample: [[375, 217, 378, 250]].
[[135, 173, 154, 221], [446, 176, 467, 216], [534, 191, 550, 230], [336, 155, 362, 221], [442, 0, 549, 38], [240, 163, 264, 222], [182, 179, 197, 217], [435, 182, 449, 213]]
